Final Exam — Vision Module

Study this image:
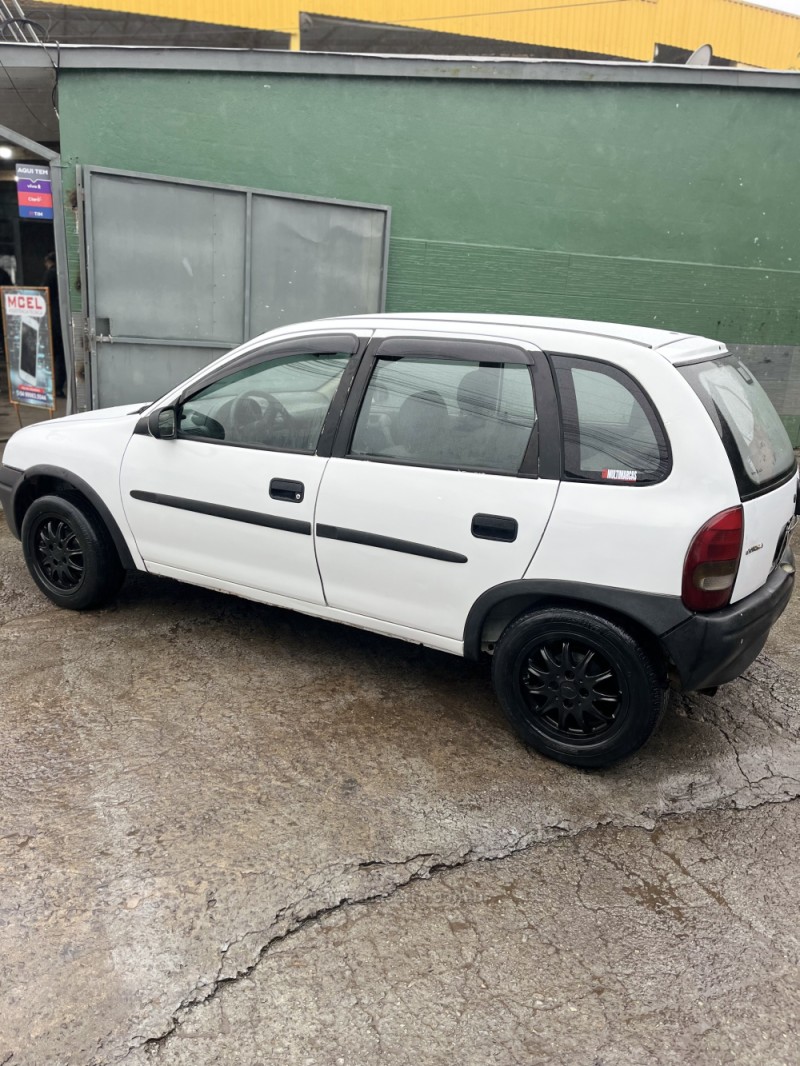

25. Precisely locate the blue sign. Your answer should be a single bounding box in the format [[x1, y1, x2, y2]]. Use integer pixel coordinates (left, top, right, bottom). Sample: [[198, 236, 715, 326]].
[[19, 205, 54, 220]]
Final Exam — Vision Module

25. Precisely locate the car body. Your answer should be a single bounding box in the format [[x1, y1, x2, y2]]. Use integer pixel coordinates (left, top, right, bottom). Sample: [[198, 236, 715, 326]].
[[1, 313, 796, 767]]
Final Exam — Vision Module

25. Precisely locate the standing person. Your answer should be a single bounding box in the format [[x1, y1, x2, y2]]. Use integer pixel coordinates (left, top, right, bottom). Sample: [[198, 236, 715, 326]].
[[42, 252, 66, 398]]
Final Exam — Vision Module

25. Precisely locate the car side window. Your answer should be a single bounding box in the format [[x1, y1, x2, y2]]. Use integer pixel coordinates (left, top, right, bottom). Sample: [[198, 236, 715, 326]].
[[178, 352, 351, 452], [350, 357, 536, 474], [552, 355, 670, 484]]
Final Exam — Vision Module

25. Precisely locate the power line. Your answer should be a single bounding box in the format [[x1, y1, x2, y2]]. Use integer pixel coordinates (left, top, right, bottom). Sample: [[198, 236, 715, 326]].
[[0, 2, 60, 131], [371, 0, 637, 26], [0, 52, 53, 131], [269, 0, 636, 33], [0, 0, 41, 42], [0, 0, 61, 127], [2, 18, 44, 42]]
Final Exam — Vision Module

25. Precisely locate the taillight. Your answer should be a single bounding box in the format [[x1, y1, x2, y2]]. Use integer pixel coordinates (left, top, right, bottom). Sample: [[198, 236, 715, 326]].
[[682, 507, 743, 612]]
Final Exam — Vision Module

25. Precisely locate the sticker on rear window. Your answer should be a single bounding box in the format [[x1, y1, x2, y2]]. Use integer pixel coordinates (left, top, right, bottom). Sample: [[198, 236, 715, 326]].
[[602, 469, 638, 482]]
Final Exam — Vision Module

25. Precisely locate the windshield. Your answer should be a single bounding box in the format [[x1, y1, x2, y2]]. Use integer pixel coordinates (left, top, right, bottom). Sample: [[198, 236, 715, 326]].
[[679, 355, 796, 498]]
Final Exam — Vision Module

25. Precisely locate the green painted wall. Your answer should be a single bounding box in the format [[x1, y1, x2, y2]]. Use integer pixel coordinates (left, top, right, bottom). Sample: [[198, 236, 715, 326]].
[[57, 69, 800, 347]]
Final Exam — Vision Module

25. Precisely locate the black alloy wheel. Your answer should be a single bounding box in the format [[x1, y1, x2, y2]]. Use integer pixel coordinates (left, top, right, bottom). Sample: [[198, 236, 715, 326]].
[[492, 607, 666, 768], [21, 493, 125, 610], [31, 515, 85, 593], [521, 637, 622, 741]]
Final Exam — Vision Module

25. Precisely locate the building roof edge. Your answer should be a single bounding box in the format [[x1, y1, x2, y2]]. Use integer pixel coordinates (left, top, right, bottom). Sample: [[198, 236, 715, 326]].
[[2, 42, 800, 90]]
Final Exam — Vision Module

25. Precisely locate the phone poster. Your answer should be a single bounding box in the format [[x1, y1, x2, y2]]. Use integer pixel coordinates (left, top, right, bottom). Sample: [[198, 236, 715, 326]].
[[1, 287, 55, 410]]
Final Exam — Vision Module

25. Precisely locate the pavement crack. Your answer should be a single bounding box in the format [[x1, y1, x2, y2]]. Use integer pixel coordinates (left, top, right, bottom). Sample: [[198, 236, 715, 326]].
[[714, 716, 753, 786], [678, 686, 798, 800], [120, 840, 532, 1060], [119, 796, 800, 1062]]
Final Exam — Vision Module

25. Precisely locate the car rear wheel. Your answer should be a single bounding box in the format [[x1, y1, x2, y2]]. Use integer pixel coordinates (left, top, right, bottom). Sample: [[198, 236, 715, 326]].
[[21, 493, 124, 610], [492, 607, 666, 768]]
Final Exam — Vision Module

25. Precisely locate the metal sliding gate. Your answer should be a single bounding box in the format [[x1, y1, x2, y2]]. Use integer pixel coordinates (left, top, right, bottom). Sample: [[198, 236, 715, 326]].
[[79, 166, 390, 408]]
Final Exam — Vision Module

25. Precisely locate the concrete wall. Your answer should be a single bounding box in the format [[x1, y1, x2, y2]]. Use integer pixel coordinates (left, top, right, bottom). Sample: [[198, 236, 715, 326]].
[[55, 68, 800, 432]]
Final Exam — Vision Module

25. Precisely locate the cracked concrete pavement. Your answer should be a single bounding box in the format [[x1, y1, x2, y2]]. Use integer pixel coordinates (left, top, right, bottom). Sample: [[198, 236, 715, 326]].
[[138, 802, 800, 1066], [0, 513, 798, 1065]]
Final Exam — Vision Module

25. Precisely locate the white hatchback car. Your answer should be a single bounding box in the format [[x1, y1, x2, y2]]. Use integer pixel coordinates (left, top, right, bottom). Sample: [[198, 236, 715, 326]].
[[1, 314, 796, 767]]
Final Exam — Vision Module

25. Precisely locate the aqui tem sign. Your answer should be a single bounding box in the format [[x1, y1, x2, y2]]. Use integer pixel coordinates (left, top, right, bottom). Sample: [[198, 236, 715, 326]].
[[16, 163, 54, 220]]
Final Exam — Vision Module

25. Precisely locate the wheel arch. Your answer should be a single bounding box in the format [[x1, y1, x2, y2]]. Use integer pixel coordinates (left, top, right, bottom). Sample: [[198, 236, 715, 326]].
[[11, 465, 136, 570], [463, 580, 690, 671]]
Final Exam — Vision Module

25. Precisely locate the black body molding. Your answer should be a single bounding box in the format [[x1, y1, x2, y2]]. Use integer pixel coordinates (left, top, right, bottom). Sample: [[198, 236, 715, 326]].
[[463, 578, 692, 660], [129, 490, 312, 536], [463, 564, 795, 695], [316, 523, 467, 564]]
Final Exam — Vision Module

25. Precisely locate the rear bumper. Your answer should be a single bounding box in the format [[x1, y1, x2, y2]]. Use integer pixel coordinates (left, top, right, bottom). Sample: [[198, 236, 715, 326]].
[[0, 465, 22, 536], [663, 544, 795, 691]]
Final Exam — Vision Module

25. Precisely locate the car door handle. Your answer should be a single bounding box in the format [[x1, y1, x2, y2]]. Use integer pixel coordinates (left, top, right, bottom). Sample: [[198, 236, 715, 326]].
[[471, 513, 518, 542], [270, 478, 304, 503]]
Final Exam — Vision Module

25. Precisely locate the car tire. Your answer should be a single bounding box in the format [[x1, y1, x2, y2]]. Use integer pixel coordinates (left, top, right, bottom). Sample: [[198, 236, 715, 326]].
[[21, 493, 125, 610], [492, 607, 666, 769]]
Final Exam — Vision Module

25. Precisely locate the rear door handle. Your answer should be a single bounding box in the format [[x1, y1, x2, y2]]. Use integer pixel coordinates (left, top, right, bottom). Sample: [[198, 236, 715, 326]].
[[270, 478, 304, 503], [471, 513, 518, 542]]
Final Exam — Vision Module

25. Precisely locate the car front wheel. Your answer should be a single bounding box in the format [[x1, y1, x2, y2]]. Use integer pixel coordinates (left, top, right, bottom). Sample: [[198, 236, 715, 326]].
[[21, 493, 124, 610], [492, 607, 666, 768]]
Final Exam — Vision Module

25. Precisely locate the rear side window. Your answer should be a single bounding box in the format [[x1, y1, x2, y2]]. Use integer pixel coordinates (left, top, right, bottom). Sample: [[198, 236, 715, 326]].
[[350, 358, 536, 475], [551, 356, 670, 484], [679, 355, 795, 497]]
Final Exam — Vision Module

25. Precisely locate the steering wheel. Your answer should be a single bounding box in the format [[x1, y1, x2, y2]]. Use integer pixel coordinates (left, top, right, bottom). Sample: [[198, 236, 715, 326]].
[[230, 390, 292, 436]]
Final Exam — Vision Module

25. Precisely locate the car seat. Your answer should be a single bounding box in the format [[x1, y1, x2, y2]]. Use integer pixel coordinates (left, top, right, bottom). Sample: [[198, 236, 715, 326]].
[[390, 389, 451, 463]]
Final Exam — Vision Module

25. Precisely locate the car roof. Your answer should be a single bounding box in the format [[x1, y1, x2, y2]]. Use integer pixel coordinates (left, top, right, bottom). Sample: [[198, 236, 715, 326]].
[[271, 312, 727, 365]]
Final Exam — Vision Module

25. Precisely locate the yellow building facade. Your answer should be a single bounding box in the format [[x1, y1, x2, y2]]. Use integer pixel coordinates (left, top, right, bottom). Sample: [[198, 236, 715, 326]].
[[34, 0, 800, 68]]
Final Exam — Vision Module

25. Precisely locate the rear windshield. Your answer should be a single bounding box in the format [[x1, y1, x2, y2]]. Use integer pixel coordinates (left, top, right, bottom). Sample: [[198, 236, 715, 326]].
[[679, 355, 796, 498]]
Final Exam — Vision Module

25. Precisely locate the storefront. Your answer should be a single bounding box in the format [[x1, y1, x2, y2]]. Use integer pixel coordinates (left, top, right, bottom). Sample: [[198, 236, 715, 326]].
[[0, 120, 72, 425]]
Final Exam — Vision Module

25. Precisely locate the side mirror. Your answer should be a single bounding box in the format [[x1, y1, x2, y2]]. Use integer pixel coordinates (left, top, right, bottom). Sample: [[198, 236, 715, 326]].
[[148, 407, 177, 440]]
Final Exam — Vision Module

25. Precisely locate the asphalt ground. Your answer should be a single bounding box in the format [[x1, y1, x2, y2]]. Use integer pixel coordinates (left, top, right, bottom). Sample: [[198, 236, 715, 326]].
[[0, 506, 798, 1066]]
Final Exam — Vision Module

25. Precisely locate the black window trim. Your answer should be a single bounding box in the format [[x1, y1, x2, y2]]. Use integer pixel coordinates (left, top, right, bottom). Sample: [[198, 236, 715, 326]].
[[177, 332, 362, 403], [372, 335, 530, 364], [737, 462, 798, 503], [547, 351, 673, 486], [330, 334, 553, 479]]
